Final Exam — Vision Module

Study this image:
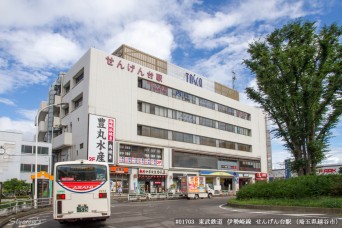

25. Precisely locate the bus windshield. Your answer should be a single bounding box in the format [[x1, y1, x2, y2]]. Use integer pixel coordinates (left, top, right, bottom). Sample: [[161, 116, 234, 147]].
[[56, 164, 107, 182]]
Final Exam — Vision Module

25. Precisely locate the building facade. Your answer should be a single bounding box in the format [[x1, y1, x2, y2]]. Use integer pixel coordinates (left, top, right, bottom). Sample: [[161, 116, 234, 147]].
[[0, 131, 52, 183], [40, 45, 270, 194], [271, 164, 342, 180]]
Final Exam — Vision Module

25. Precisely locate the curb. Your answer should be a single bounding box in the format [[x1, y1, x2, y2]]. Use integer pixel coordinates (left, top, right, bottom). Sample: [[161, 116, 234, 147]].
[[226, 202, 342, 215], [0, 206, 52, 227]]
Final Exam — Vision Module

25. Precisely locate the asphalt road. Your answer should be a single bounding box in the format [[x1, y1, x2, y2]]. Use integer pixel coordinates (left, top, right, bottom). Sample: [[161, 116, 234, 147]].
[[3, 197, 341, 227]]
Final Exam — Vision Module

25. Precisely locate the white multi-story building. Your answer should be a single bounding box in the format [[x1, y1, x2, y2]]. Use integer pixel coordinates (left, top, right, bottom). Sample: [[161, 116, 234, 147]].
[[39, 45, 270, 194], [0, 131, 52, 183]]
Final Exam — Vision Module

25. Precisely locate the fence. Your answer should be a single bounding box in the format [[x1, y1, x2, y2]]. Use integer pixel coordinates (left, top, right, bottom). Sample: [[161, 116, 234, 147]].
[[0, 198, 52, 217], [127, 192, 184, 201]]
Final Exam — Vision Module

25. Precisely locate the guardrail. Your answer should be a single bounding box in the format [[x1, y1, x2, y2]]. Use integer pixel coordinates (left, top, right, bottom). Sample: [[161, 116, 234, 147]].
[[0, 198, 52, 217], [127, 192, 184, 201]]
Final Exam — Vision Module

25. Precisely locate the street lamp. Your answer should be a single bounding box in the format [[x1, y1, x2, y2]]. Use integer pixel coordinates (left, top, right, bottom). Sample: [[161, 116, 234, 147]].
[[34, 102, 66, 208]]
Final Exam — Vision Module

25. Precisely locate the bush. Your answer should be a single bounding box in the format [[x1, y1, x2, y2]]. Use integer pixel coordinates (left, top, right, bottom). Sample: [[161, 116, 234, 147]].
[[236, 175, 342, 200]]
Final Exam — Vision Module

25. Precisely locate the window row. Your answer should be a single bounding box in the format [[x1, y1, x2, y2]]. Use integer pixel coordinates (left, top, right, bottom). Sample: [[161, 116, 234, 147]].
[[62, 68, 84, 96], [119, 144, 163, 159], [20, 164, 48, 172], [138, 78, 251, 120], [62, 93, 83, 117], [239, 160, 261, 171], [138, 101, 251, 136], [137, 125, 252, 152], [21, 145, 49, 154], [172, 151, 260, 171]]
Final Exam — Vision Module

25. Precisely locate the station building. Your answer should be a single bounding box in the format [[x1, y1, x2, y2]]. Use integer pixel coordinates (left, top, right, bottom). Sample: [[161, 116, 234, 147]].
[[38, 45, 271, 194]]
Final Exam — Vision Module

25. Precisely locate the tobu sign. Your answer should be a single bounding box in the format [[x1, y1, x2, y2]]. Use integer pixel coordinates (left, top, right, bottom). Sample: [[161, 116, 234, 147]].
[[186, 73, 202, 87]]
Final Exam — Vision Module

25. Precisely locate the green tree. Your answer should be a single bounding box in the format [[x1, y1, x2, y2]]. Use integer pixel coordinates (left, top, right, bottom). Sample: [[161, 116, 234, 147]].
[[339, 167, 342, 175], [243, 20, 341, 176], [3, 178, 30, 196]]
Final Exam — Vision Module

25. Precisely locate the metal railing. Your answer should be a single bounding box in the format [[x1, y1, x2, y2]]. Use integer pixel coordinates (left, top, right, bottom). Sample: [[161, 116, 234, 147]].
[[127, 192, 184, 201], [0, 198, 52, 217]]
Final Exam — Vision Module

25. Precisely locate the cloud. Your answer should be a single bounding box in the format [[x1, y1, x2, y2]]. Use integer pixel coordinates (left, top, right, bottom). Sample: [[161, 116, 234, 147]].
[[0, 30, 83, 68], [0, 117, 35, 141], [16, 109, 37, 121], [185, 0, 311, 47], [105, 20, 175, 61], [0, 98, 16, 106], [0, 69, 51, 95], [323, 146, 342, 165]]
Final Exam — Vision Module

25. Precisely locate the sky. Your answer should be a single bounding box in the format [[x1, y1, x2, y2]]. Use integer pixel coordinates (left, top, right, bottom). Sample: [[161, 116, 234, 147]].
[[0, 0, 341, 169]]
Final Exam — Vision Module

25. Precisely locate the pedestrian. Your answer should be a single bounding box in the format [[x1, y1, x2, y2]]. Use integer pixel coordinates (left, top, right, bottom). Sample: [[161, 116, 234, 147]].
[[118, 185, 122, 196]]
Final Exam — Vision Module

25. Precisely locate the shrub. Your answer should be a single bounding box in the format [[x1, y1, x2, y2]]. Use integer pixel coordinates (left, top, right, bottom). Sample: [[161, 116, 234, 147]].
[[236, 175, 342, 200]]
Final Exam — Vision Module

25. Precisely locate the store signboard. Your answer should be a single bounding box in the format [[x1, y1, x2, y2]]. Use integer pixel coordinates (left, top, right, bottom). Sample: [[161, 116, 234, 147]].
[[88, 114, 115, 163], [139, 168, 168, 175]]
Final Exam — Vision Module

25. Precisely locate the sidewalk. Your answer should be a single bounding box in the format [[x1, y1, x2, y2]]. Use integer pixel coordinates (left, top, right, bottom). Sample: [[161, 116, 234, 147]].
[[226, 202, 342, 215]]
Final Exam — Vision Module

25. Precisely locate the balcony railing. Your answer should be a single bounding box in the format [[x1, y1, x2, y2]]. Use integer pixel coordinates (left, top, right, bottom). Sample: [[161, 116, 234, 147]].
[[53, 132, 72, 149]]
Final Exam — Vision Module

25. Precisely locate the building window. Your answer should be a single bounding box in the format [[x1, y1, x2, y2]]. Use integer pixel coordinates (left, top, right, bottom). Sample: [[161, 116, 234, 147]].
[[73, 94, 83, 110], [74, 68, 84, 86], [237, 143, 252, 152], [237, 127, 251, 136], [141, 79, 168, 96], [20, 164, 32, 172], [199, 117, 216, 128], [172, 151, 217, 169], [21, 145, 32, 154], [38, 147, 49, 154], [199, 98, 215, 110], [218, 140, 235, 150], [119, 144, 163, 161], [138, 79, 251, 122], [218, 104, 235, 116], [239, 160, 260, 171], [63, 106, 69, 116], [172, 132, 194, 143], [172, 89, 196, 104], [64, 81, 70, 95], [236, 110, 250, 120], [173, 111, 196, 124], [150, 127, 168, 139], [199, 136, 216, 147], [80, 143, 84, 149]]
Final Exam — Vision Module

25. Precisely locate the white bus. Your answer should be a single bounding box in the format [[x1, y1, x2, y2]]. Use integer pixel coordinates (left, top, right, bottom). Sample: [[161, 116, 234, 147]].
[[53, 160, 111, 222]]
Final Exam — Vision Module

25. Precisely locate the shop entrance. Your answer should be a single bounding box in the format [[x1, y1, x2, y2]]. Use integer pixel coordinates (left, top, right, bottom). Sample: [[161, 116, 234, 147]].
[[220, 178, 233, 191], [239, 178, 251, 189], [138, 175, 166, 193], [110, 173, 129, 193]]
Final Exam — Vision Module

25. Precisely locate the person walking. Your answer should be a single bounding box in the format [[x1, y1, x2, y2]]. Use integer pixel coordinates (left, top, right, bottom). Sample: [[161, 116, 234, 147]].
[[117, 185, 122, 196]]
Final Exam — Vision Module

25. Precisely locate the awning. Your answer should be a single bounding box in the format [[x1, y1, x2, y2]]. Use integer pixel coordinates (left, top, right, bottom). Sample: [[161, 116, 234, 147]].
[[200, 171, 234, 177]]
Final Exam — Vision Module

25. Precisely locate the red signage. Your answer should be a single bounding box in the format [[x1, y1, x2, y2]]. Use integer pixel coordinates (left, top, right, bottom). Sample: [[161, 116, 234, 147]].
[[255, 173, 268, 181], [110, 166, 129, 173], [318, 168, 337, 174], [59, 181, 105, 193], [255, 173, 268, 178]]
